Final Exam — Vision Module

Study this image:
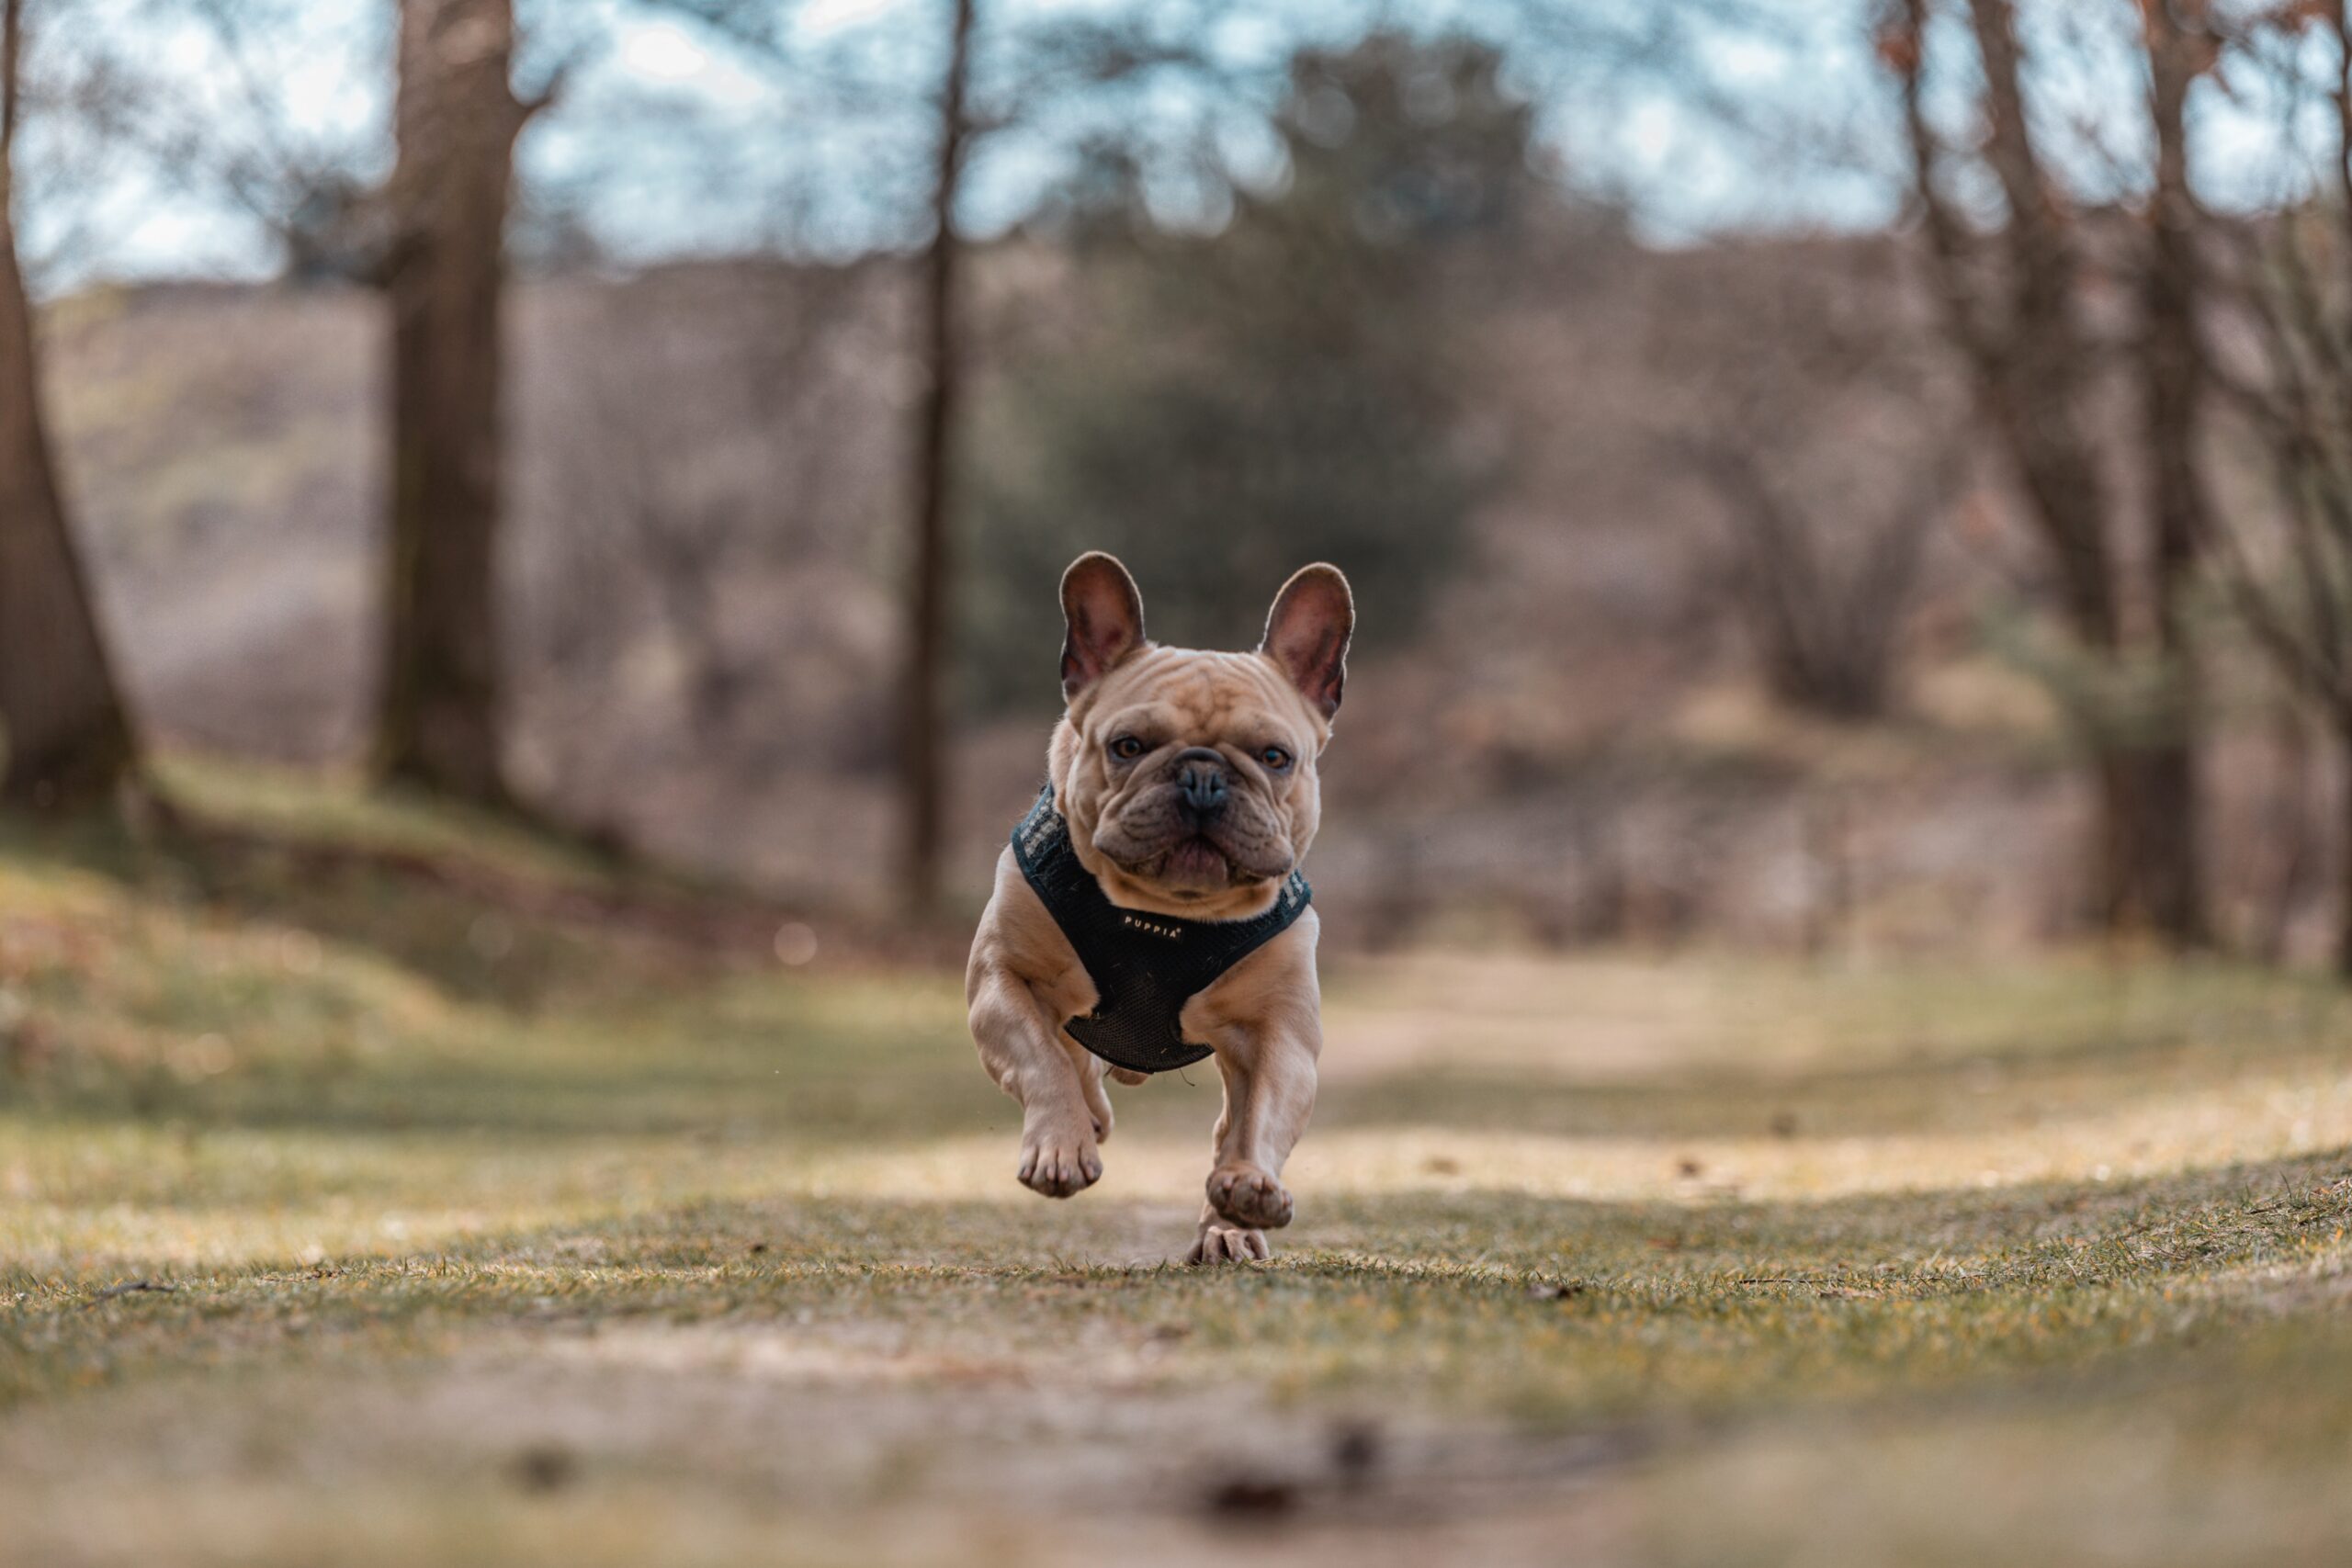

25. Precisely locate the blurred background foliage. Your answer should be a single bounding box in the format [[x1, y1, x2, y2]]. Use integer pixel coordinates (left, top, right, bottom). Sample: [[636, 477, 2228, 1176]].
[[963, 33, 1544, 707], [6, 0, 2352, 966]]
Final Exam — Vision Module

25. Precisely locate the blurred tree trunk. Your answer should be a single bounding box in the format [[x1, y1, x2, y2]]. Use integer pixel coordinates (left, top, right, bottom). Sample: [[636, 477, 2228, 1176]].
[[0, 0, 135, 810], [899, 0, 975, 915], [1889, 0, 2208, 945], [2131, 0, 2212, 945], [2209, 6, 2352, 975], [2336, 735, 2352, 977], [377, 0, 531, 806], [2257, 702, 2313, 967]]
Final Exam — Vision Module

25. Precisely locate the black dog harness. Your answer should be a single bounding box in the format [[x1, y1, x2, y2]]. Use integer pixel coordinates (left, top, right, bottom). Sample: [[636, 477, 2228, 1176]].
[[1012, 784, 1312, 1076]]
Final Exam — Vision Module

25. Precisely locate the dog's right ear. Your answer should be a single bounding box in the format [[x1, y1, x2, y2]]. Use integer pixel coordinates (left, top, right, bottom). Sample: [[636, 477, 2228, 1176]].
[[1060, 552, 1147, 701], [1261, 562, 1352, 721]]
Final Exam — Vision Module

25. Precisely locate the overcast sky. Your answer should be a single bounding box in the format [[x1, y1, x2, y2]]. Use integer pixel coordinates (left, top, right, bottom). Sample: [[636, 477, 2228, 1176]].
[[12, 0, 2334, 289]]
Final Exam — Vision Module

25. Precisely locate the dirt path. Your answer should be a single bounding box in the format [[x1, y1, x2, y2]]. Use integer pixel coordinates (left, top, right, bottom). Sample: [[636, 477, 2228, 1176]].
[[0, 1325, 1645, 1568]]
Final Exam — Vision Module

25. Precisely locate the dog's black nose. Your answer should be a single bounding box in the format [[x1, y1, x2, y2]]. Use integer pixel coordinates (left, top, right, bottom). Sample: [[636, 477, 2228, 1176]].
[[1174, 748, 1229, 820]]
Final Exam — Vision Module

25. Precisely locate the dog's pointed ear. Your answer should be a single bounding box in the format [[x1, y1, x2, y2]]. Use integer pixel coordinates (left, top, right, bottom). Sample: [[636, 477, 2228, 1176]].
[[1060, 552, 1147, 700], [1261, 563, 1353, 721]]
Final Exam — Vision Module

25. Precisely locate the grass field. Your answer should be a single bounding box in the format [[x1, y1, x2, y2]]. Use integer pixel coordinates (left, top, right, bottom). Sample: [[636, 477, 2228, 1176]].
[[5, 763, 2351, 1566]]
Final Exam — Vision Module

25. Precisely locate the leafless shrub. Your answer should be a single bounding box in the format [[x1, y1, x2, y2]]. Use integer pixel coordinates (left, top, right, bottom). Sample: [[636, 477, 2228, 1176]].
[[514, 261, 894, 788], [1651, 240, 1967, 721]]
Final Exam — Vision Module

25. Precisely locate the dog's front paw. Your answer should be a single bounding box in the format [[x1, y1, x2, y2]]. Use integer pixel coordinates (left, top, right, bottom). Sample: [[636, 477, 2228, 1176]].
[[1186, 1215, 1269, 1264], [1206, 1161, 1293, 1230], [1017, 1119, 1102, 1199]]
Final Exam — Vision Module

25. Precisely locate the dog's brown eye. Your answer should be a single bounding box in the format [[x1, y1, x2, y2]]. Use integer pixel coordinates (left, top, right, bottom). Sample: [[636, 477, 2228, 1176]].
[[1261, 746, 1293, 772], [1109, 736, 1146, 761]]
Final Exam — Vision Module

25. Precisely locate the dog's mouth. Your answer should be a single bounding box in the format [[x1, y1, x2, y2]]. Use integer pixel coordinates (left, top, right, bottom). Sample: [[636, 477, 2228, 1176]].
[[1154, 836, 1232, 889], [1097, 811, 1292, 900]]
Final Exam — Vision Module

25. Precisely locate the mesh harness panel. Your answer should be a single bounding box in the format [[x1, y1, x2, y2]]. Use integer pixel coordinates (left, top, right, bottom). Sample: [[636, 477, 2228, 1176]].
[[1011, 784, 1312, 1076]]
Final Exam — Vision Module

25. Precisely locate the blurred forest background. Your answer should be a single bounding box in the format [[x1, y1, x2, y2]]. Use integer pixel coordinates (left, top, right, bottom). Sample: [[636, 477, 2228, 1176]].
[[6, 0, 2352, 965]]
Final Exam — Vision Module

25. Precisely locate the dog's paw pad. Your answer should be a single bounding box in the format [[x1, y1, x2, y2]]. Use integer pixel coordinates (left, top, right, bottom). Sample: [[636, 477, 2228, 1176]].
[[1018, 1134, 1102, 1200], [1185, 1221, 1269, 1265], [1206, 1163, 1293, 1230]]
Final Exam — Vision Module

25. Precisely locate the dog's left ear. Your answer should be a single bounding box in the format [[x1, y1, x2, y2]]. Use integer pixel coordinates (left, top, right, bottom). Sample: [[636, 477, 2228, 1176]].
[[1061, 551, 1148, 701], [1261, 563, 1353, 722]]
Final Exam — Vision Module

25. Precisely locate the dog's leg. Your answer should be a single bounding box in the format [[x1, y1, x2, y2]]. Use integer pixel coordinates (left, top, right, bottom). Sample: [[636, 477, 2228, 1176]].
[[1190, 1016, 1319, 1260], [968, 964, 1103, 1199]]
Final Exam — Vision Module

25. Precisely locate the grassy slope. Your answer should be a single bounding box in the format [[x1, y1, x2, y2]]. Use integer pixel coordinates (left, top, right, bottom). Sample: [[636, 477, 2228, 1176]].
[[3, 762, 2350, 1566]]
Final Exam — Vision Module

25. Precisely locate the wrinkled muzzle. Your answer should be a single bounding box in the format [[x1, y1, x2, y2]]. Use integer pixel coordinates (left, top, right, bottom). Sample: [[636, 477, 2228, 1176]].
[[1093, 754, 1296, 894]]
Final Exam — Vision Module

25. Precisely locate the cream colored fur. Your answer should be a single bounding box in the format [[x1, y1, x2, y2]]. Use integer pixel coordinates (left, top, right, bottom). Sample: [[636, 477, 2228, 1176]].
[[964, 555, 1351, 1263]]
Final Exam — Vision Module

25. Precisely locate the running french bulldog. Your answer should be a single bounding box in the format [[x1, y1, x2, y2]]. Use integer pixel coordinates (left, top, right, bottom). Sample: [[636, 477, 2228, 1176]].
[[964, 552, 1352, 1262]]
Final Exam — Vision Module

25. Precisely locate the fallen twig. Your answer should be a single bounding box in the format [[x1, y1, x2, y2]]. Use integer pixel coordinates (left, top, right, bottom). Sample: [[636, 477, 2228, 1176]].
[[89, 1280, 179, 1303]]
